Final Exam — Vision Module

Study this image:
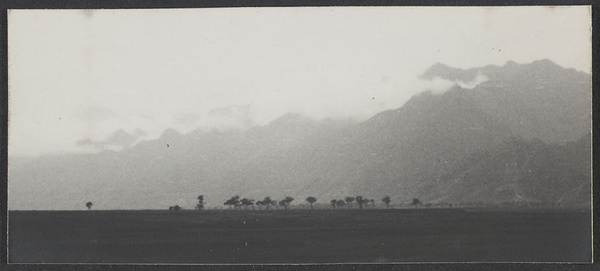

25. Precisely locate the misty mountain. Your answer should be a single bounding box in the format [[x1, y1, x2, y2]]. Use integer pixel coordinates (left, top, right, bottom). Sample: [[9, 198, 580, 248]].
[[295, 59, 590, 201], [422, 59, 590, 143], [8, 59, 591, 210], [419, 134, 591, 205], [76, 129, 147, 151]]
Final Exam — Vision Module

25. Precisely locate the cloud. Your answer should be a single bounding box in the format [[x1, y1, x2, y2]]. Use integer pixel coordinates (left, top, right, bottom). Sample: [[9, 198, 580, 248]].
[[417, 72, 489, 95], [73, 106, 119, 123], [456, 73, 489, 89], [76, 128, 148, 151], [7, 7, 590, 157]]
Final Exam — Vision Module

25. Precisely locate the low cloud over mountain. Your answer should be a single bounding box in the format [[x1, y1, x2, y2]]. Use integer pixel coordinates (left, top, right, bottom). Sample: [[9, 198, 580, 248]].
[[8, 60, 591, 210], [77, 129, 147, 151]]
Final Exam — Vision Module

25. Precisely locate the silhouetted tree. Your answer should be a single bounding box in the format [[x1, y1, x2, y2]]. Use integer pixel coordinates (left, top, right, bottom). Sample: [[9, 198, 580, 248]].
[[306, 196, 317, 209], [356, 196, 365, 209], [240, 198, 255, 210], [240, 198, 249, 209], [224, 195, 241, 210], [411, 198, 422, 208], [169, 205, 181, 211], [370, 199, 375, 208], [262, 197, 275, 210], [279, 196, 294, 210], [86, 201, 93, 210], [330, 199, 337, 209], [285, 196, 294, 208], [345, 197, 355, 208], [336, 199, 346, 208], [363, 198, 371, 208], [256, 200, 264, 210], [196, 195, 205, 210], [382, 196, 391, 209]]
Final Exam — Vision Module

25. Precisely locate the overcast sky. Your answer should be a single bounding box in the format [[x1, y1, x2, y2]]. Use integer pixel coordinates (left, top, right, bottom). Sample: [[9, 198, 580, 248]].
[[8, 6, 591, 157]]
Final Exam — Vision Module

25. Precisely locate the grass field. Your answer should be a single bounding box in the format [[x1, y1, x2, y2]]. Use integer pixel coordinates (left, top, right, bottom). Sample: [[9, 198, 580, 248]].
[[8, 208, 591, 263]]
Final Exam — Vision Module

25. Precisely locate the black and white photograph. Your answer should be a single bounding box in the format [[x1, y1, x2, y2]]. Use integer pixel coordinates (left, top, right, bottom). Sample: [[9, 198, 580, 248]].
[[6, 6, 592, 264]]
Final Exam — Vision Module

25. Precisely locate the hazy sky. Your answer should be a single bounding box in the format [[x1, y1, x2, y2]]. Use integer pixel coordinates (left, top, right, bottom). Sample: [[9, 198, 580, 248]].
[[8, 6, 591, 157]]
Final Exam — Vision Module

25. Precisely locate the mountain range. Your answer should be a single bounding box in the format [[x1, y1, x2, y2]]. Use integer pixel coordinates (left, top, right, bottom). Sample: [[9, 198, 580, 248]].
[[8, 59, 591, 210]]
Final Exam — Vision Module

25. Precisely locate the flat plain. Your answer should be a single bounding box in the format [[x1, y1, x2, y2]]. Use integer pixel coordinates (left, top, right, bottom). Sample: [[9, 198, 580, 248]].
[[8, 208, 591, 263]]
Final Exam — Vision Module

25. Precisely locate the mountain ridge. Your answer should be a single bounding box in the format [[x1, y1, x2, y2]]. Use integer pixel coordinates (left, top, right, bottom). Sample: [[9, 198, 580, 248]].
[[8, 60, 591, 210]]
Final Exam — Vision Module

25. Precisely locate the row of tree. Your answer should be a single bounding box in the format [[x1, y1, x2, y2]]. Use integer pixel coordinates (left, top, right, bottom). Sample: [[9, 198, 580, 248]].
[[189, 195, 421, 210], [329, 196, 381, 209], [87, 195, 424, 211], [223, 196, 297, 210]]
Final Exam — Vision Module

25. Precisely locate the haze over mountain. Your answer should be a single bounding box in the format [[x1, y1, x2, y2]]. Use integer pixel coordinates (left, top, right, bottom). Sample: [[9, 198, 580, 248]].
[[8, 59, 591, 210], [420, 134, 591, 205], [76, 129, 148, 151]]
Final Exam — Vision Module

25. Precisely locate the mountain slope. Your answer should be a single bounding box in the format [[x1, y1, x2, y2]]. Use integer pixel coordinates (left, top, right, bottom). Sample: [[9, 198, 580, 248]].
[[294, 86, 515, 200], [420, 134, 591, 206], [8, 60, 591, 210], [423, 59, 591, 143], [298, 60, 590, 201]]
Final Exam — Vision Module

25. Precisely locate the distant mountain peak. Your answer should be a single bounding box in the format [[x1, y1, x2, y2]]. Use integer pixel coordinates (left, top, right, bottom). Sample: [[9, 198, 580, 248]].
[[421, 59, 587, 88], [504, 60, 519, 67], [110, 129, 130, 138], [528, 59, 565, 71], [428, 62, 453, 70], [530, 58, 557, 66], [421, 63, 478, 82], [132, 128, 147, 137], [268, 113, 315, 126], [160, 128, 182, 139], [499, 59, 560, 71]]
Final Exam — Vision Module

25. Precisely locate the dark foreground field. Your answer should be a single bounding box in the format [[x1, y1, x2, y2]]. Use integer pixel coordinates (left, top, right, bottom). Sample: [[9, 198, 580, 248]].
[[9, 208, 591, 263]]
